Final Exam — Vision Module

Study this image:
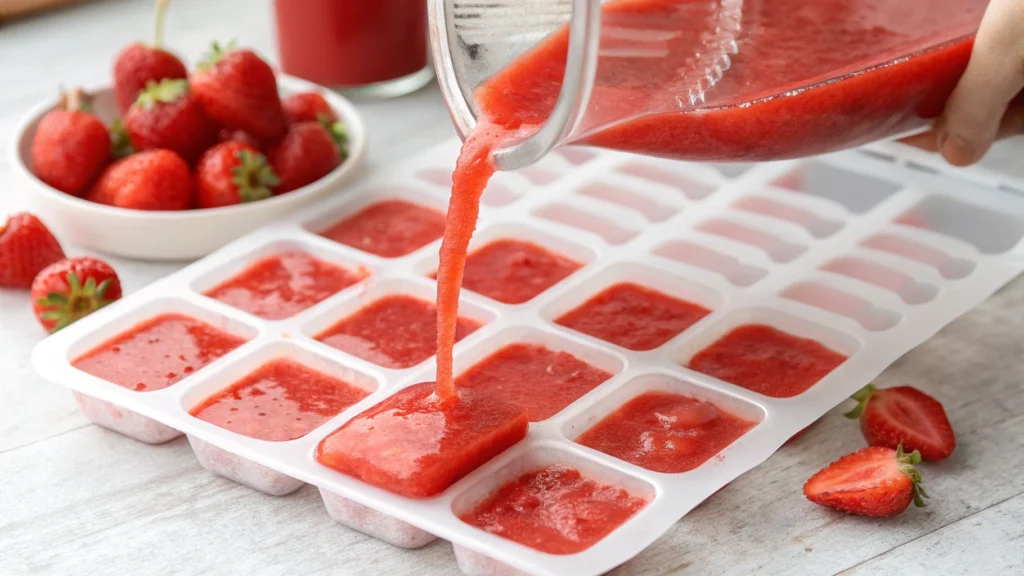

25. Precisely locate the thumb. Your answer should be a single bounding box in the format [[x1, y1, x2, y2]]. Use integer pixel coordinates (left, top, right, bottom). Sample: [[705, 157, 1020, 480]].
[[936, 0, 1024, 166]]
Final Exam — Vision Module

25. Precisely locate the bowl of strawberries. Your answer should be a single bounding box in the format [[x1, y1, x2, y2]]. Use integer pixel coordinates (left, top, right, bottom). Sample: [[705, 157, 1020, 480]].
[[10, 37, 366, 261]]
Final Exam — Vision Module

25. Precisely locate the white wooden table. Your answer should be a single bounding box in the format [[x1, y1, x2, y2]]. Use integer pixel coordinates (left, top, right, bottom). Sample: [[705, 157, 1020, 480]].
[[1, 1, 1022, 574]]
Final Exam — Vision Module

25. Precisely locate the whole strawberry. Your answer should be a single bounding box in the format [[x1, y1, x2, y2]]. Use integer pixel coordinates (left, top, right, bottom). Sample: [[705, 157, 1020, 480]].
[[282, 92, 337, 124], [804, 445, 928, 518], [190, 41, 287, 140], [195, 141, 280, 209], [86, 149, 191, 211], [846, 384, 956, 461], [268, 121, 341, 193], [113, 0, 187, 113], [125, 79, 218, 163], [30, 89, 111, 196], [0, 213, 65, 289], [32, 257, 122, 333], [280, 92, 347, 154]]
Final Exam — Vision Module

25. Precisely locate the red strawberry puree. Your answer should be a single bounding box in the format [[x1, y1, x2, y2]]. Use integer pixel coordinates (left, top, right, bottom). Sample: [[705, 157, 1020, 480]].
[[576, 392, 756, 473], [205, 250, 364, 320], [321, 199, 446, 258], [456, 239, 582, 305], [315, 295, 481, 369], [73, 313, 246, 392], [460, 465, 648, 554], [316, 383, 528, 498], [190, 359, 369, 441], [556, 283, 710, 350], [688, 325, 848, 398], [457, 343, 613, 422]]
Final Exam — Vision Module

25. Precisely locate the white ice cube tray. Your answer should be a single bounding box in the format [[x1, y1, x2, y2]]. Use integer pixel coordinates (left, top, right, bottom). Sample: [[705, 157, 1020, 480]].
[[33, 137, 1024, 576]]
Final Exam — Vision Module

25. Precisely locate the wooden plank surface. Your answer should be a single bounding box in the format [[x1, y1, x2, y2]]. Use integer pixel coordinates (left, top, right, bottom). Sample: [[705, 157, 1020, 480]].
[[1, 1, 1023, 574]]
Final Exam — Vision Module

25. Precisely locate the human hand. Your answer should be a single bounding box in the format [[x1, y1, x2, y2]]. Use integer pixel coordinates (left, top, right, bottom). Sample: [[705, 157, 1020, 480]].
[[902, 0, 1024, 165]]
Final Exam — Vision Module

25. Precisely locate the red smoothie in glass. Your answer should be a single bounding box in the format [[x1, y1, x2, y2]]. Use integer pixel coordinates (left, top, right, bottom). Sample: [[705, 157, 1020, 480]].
[[205, 250, 364, 320], [73, 314, 247, 392], [556, 283, 710, 350], [688, 325, 848, 398], [460, 465, 648, 554], [576, 391, 756, 473], [190, 359, 369, 442], [274, 0, 429, 88]]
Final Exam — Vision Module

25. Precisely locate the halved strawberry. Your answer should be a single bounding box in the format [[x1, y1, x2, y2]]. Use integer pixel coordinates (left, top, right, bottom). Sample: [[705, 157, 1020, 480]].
[[31, 257, 122, 333], [846, 384, 955, 461], [804, 445, 927, 517]]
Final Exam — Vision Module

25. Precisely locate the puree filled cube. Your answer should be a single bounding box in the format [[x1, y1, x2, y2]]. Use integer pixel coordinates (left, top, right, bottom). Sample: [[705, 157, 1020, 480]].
[[205, 250, 364, 320], [458, 239, 582, 304], [73, 313, 247, 392], [688, 324, 847, 398], [316, 383, 528, 498], [315, 295, 481, 369], [576, 391, 756, 473], [556, 282, 710, 350], [190, 359, 369, 441], [457, 343, 612, 421], [321, 199, 446, 258], [460, 464, 647, 554]]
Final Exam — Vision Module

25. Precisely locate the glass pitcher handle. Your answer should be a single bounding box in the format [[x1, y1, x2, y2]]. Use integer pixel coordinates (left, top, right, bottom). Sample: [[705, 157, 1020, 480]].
[[491, 0, 602, 171]]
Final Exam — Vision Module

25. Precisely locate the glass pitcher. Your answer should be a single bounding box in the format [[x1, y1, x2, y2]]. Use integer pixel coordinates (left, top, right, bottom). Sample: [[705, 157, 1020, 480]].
[[429, 0, 989, 171]]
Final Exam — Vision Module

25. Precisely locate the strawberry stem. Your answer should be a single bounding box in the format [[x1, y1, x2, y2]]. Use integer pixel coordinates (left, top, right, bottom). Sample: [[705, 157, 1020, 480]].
[[154, 0, 170, 48], [198, 39, 238, 70], [134, 78, 188, 109], [36, 272, 117, 333], [110, 119, 135, 159], [844, 383, 876, 419], [232, 149, 279, 202], [61, 87, 94, 114], [318, 115, 349, 158], [895, 443, 929, 508]]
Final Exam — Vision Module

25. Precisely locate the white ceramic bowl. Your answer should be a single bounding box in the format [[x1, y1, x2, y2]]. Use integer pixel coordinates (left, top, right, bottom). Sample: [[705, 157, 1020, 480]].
[[10, 74, 367, 261]]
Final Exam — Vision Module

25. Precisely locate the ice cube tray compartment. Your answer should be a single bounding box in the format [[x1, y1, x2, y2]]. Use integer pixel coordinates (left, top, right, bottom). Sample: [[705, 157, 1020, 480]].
[[32, 137, 1024, 576]]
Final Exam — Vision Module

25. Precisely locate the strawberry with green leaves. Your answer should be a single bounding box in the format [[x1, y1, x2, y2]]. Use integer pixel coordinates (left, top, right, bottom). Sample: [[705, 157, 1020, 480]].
[[0, 213, 65, 289], [281, 91, 348, 155], [282, 92, 337, 124], [31, 89, 111, 196], [195, 141, 279, 208], [268, 122, 341, 194], [846, 384, 956, 461], [32, 257, 122, 333], [112, 0, 187, 113], [125, 78, 218, 163], [804, 445, 928, 518], [190, 41, 287, 140]]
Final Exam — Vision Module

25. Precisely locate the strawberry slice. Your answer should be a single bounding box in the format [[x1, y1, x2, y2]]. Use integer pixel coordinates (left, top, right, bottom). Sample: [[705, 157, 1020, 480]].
[[846, 384, 955, 461], [804, 445, 928, 517]]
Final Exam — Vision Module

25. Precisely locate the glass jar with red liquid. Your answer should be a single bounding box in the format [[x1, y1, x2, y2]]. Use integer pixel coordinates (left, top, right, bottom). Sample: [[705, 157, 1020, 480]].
[[274, 0, 434, 98]]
